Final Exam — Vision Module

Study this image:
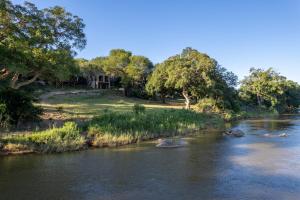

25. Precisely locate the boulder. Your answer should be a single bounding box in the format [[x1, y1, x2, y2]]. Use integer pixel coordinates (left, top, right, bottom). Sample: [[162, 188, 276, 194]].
[[225, 129, 245, 137], [156, 138, 187, 148]]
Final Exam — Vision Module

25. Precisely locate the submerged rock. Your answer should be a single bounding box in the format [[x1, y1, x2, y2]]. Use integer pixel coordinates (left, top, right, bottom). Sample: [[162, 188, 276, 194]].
[[156, 138, 187, 148], [225, 129, 245, 137]]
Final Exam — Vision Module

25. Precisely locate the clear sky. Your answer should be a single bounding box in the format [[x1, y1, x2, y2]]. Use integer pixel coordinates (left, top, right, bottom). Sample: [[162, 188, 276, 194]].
[[12, 0, 300, 83]]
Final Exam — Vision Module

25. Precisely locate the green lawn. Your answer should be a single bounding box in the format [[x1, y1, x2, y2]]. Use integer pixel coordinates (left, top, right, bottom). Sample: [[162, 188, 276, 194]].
[[37, 91, 184, 121]]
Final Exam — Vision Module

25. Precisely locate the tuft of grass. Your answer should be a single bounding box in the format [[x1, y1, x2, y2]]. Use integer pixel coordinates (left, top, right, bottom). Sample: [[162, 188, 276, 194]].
[[56, 106, 64, 112], [0, 122, 86, 153], [132, 103, 145, 115], [87, 109, 224, 147]]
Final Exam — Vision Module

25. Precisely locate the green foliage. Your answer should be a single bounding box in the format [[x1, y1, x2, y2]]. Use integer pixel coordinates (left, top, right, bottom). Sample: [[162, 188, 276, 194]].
[[0, 0, 86, 89], [104, 49, 154, 97], [0, 122, 86, 153], [0, 103, 10, 128], [132, 103, 146, 114], [194, 98, 241, 121], [0, 88, 42, 128], [76, 58, 106, 88], [76, 49, 153, 97], [87, 109, 223, 147], [195, 98, 222, 113], [146, 63, 170, 103], [239, 68, 300, 113], [146, 47, 238, 109]]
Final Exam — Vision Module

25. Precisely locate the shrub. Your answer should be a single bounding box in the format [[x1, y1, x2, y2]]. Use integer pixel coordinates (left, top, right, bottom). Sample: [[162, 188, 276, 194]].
[[0, 103, 10, 128], [0, 88, 42, 128], [132, 103, 146, 114], [195, 98, 222, 113], [56, 106, 64, 112]]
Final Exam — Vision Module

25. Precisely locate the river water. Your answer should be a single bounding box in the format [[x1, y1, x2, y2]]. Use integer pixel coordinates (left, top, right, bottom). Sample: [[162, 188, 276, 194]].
[[0, 115, 300, 200]]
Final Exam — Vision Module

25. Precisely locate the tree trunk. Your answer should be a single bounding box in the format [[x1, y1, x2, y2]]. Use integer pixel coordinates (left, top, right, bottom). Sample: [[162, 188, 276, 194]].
[[257, 94, 263, 106], [160, 94, 166, 104], [182, 90, 191, 109]]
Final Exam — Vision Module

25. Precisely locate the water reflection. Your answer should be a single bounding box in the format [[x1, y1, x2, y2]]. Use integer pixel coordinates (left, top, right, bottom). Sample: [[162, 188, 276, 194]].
[[230, 143, 300, 177]]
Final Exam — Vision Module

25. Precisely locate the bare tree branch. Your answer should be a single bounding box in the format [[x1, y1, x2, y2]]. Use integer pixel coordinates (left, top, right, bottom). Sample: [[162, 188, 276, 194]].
[[13, 73, 40, 89]]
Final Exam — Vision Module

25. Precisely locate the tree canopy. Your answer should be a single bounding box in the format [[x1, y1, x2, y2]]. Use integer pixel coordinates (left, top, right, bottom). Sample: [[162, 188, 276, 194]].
[[0, 0, 86, 89], [146, 47, 238, 109], [79, 49, 154, 97], [239, 68, 300, 112]]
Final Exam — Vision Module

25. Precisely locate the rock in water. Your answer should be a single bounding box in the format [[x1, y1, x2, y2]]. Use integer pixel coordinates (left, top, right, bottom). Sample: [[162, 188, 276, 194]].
[[279, 133, 288, 137], [225, 129, 245, 137], [156, 138, 187, 148]]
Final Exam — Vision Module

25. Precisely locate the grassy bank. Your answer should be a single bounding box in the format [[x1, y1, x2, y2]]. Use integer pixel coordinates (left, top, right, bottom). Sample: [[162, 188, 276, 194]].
[[87, 109, 223, 147], [0, 109, 223, 154], [0, 122, 86, 154], [0, 91, 278, 155], [221, 107, 279, 121]]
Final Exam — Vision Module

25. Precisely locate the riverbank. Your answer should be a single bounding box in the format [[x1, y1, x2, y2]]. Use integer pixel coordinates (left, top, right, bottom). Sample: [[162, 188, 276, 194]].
[[0, 109, 224, 155], [0, 91, 279, 156]]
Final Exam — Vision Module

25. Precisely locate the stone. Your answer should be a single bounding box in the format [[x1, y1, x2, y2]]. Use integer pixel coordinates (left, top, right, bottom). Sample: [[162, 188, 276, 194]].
[[156, 138, 187, 148], [225, 129, 245, 137]]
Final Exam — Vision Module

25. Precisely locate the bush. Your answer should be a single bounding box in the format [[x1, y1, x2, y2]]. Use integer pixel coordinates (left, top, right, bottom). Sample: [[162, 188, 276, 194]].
[[0, 88, 42, 128], [195, 98, 222, 113], [132, 103, 146, 114], [0, 122, 86, 153], [0, 103, 10, 128]]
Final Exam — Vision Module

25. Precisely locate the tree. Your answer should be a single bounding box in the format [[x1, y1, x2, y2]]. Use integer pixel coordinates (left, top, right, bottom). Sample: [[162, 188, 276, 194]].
[[0, 0, 86, 89], [123, 55, 153, 96], [239, 68, 286, 108], [77, 57, 106, 89], [103, 49, 153, 97], [103, 49, 132, 77], [270, 79, 300, 112], [283, 80, 300, 112], [146, 47, 237, 109], [146, 63, 169, 103]]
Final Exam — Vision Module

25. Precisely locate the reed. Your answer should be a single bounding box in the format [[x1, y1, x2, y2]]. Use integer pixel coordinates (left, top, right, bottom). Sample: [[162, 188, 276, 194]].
[[87, 109, 224, 147]]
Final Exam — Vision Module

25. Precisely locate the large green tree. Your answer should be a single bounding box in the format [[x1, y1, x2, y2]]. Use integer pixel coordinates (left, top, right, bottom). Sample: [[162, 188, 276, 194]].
[[146, 47, 237, 109], [146, 63, 169, 103], [239, 68, 286, 107], [239, 68, 300, 112], [103, 49, 153, 96], [0, 0, 86, 89]]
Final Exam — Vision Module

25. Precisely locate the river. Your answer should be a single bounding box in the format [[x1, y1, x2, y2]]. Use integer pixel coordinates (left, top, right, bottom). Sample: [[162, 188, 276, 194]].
[[0, 115, 300, 200]]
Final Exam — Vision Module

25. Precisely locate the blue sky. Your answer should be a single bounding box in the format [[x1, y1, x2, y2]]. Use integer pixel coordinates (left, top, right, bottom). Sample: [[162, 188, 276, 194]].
[[12, 0, 300, 83]]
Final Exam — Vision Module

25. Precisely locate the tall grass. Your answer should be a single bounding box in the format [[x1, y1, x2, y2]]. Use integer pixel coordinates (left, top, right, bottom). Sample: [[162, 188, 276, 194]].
[[87, 109, 224, 147], [0, 109, 225, 154], [0, 122, 86, 153]]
